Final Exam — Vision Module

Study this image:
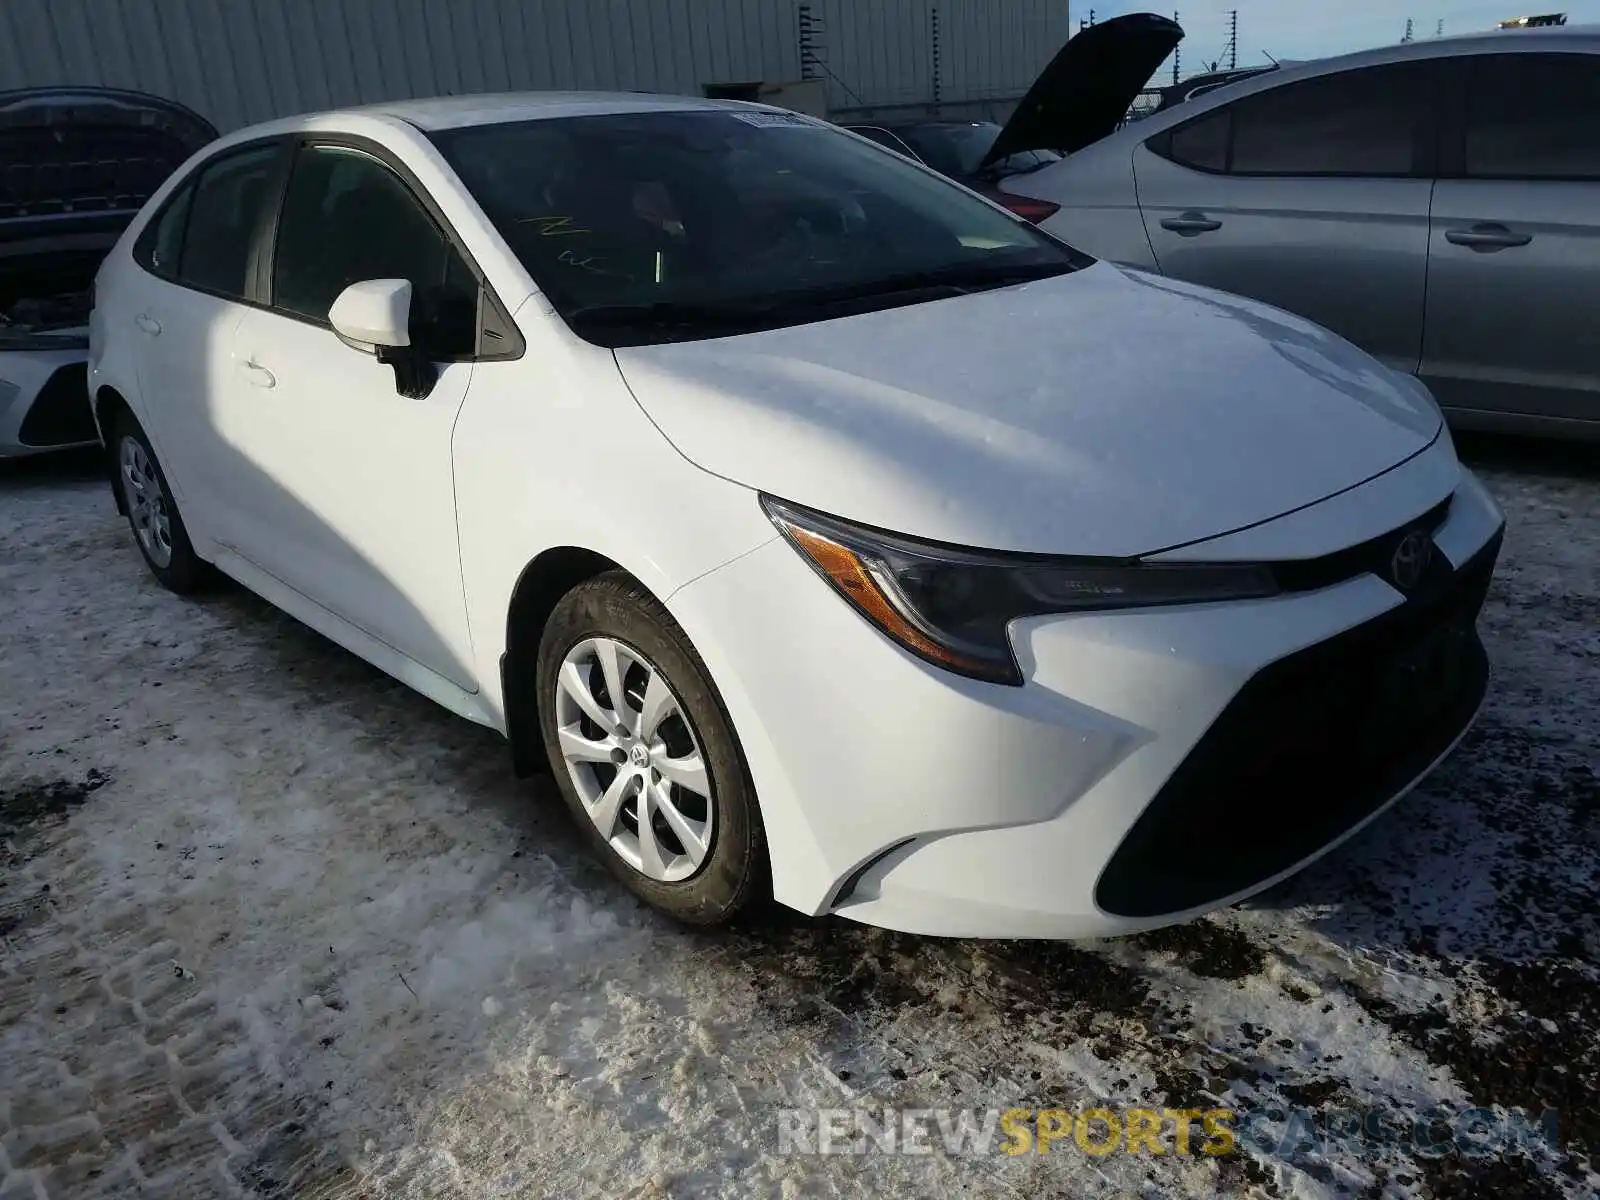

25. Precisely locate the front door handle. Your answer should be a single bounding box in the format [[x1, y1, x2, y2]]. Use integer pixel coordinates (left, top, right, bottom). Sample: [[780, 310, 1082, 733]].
[[1160, 212, 1223, 235], [134, 313, 162, 336], [1445, 223, 1532, 251], [240, 359, 277, 389]]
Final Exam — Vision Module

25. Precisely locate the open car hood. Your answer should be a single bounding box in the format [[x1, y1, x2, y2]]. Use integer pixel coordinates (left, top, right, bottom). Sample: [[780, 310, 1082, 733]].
[[981, 12, 1184, 167], [1, 87, 217, 308]]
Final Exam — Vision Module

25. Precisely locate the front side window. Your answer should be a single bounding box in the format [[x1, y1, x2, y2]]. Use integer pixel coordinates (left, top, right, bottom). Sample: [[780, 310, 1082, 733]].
[[271, 144, 479, 356], [431, 110, 1087, 347], [1150, 62, 1434, 177], [1463, 53, 1600, 180], [179, 145, 280, 298]]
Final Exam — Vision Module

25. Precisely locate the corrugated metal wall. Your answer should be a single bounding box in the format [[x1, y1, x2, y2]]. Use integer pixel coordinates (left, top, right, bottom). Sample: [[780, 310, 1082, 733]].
[[0, 0, 1071, 132]]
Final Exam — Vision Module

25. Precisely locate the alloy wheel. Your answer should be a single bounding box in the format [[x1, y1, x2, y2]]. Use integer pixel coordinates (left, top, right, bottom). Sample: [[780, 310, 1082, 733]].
[[120, 436, 173, 569], [553, 636, 714, 883]]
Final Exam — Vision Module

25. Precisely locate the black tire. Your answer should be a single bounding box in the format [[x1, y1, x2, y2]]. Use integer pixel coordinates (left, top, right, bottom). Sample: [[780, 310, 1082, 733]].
[[111, 413, 216, 595], [535, 571, 768, 925]]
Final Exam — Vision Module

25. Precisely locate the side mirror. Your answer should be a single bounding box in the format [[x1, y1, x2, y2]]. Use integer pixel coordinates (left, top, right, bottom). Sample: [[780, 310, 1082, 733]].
[[328, 278, 437, 400], [329, 278, 412, 350]]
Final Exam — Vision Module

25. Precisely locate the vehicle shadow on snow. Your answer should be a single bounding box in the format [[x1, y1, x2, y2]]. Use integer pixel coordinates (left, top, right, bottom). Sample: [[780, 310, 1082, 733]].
[[1454, 430, 1600, 483], [0, 444, 103, 485]]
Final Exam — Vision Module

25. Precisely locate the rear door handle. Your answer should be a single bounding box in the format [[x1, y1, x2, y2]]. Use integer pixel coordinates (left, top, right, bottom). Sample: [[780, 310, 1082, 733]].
[[1445, 223, 1532, 251], [240, 358, 277, 389], [134, 313, 162, 336], [1160, 212, 1223, 235]]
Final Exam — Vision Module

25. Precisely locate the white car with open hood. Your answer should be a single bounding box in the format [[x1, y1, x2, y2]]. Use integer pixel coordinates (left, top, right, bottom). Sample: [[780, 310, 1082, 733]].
[[89, 92, 1505, 938]]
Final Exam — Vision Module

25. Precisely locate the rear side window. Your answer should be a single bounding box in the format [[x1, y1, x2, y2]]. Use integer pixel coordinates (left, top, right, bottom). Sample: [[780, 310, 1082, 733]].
[[135, 144, 279, 298], [271, 144, 479, 357], [1165, 110, 1229, 172], [1463, 53, 1600, 179], [138, 181, 195, 278], [1148, 62, 1434, 177], [179, 146, 280, 298]]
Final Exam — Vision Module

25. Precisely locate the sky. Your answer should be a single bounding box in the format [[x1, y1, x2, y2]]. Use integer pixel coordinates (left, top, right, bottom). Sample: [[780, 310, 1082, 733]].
[[1088, 0, 1600, 76]]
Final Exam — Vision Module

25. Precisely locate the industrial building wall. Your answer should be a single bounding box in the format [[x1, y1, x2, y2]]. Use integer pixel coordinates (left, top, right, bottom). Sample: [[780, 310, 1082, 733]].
[[0, 0, 1070, 132]]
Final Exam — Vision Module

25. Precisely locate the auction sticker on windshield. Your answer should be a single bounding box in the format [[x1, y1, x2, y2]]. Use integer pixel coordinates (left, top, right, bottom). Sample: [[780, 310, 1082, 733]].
[[729, 111, 815, 128]]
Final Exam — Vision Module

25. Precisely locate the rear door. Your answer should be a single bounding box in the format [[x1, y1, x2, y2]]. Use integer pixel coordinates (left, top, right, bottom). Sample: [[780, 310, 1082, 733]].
[[1135, 60, 1439, 374], [126, 140, 285, 530], [1421, 50, 1600, 429]]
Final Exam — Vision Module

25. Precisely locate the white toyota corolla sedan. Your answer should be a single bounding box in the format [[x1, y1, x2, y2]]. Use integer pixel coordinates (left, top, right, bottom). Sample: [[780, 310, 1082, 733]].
[[89, 93, 1505, 938]]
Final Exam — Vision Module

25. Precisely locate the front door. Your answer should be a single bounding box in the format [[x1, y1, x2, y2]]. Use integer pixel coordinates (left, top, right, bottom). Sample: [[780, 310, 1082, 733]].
[[216, 141, 484, 689], [1137, 60, 1439, 375]]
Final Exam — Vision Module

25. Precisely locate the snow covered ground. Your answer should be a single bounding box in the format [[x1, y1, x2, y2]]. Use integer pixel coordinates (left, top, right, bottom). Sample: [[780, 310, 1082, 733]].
[[2, 441, 1596, 1200]]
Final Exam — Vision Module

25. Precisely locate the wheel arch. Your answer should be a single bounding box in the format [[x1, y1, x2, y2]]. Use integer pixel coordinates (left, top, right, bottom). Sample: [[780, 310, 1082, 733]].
[[94, 384, 134, 515], [501, 545, 627, 777]]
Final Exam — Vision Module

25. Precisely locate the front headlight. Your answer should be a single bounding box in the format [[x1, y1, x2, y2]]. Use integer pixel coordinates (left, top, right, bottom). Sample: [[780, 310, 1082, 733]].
[[762, 496, 1279, 686]]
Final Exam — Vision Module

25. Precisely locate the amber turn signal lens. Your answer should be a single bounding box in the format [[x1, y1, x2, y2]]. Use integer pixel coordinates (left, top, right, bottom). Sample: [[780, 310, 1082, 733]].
[[784, 525, 995, 676]]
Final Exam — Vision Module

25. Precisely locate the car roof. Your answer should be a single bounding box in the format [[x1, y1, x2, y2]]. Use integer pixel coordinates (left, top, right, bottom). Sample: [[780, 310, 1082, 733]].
[[1232, 20, 1600, 76], [1431, 20, 1600, 46], [1093, 21, 1600, 147], [235, 91, 771, 140], [362, 91, 768, 130], [848, 119, 997, 131]]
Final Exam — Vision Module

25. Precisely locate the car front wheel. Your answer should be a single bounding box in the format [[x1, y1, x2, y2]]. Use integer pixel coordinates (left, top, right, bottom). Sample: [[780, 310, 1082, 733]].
[[536, 571, 767, 925]]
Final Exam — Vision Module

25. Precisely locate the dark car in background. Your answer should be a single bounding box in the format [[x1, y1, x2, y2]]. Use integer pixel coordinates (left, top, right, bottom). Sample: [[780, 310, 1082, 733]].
[[842, 13, 1185, 223], [840, 119, 1069, 222], [1, 87, 216, 456]]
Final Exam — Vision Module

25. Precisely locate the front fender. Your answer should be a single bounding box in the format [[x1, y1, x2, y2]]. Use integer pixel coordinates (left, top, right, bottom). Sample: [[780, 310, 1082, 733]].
[[452, 316, 778, 726]]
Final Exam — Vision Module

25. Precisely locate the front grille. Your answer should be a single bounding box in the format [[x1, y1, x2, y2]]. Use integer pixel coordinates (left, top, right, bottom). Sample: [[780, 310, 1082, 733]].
[[16, 362, 95, 447], [1095, 528, 1502, 920], [1269, 494, 1453, 594]]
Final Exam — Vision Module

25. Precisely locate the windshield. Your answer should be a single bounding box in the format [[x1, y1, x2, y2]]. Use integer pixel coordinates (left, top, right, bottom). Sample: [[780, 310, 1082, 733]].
[[431, 109, 1087, 347], [893, 123, 1063, 179]]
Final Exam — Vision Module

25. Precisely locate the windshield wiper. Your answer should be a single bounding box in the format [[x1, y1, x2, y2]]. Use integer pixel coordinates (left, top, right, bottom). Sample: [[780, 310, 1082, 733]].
[[566, 260, 1075, 343], [565, 300, 763, 336], [752, 259, 1074, 314]]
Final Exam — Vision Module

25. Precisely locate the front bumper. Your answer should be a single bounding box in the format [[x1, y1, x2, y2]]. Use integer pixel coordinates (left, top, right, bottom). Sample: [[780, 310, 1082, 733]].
[[0, 338, 97, 457], [668, 457, 1506, 939]]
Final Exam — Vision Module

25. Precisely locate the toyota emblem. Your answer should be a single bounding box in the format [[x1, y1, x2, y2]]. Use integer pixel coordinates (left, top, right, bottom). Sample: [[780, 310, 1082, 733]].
[[1390, 530, 1433, 591]]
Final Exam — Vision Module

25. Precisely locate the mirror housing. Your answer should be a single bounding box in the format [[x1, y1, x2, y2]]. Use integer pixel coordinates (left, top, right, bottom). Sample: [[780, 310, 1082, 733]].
[[328, 278, 437, 400], [329, 278, 412, 351]]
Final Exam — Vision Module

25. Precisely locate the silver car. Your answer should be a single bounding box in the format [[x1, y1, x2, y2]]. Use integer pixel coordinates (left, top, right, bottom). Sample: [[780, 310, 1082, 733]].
[[1005, 24, 1600, 441]]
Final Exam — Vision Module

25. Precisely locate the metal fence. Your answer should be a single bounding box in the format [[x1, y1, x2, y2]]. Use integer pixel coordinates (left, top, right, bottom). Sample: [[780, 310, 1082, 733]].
[[0, 0, 1072, 131]]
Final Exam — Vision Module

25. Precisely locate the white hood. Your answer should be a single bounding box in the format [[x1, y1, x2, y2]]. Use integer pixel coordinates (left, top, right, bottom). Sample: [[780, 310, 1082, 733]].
[[613, 263, 1442, 557]]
